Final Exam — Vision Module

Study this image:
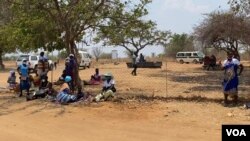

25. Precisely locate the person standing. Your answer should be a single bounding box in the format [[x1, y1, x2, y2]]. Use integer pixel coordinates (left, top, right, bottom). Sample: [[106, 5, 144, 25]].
[[222, 53, 244, 106], [131, 53, 139, 76], [17, 59, 31, 97], [37, 51, 49, 79], [68, 54, 77, 90]]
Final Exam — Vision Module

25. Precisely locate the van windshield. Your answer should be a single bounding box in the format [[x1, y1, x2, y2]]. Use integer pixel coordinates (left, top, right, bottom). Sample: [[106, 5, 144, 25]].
[[197, 52, 205, 57], [17, 55, 29, 61]]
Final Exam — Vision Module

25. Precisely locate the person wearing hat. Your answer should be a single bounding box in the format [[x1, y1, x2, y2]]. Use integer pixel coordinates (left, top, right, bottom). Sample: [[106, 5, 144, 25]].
[[222, 52, 244, 106], [17, 59, 31, 97], [94, 73, 116, 102], [7, 70, 17, 90], [56, 76, 83, 104]]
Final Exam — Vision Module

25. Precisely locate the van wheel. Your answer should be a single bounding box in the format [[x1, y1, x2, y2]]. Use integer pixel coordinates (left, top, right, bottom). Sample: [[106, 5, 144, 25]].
[[179, 60, 184, 64], [193, 59, 198, 64]]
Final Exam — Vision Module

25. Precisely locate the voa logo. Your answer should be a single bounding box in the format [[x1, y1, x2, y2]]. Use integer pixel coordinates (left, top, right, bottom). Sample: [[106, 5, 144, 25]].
[[226, 129, 247, 136]]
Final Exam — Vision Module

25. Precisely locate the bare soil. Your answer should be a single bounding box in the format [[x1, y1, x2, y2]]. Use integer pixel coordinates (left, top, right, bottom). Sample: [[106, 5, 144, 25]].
[[0, 60, 250, 141]]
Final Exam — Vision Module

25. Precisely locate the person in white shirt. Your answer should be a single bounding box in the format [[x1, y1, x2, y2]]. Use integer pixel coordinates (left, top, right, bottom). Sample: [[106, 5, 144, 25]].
[[222, 53, 244, 106], [95, 73, 116, 102]]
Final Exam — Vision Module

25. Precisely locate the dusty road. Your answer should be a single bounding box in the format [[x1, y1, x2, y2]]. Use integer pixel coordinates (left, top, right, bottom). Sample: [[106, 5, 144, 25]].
[[0, 61, 249, 141]]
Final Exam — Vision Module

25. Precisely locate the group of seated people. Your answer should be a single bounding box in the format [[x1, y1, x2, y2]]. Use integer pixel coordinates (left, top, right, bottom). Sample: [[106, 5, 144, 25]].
[[7, 68, 116, 104]]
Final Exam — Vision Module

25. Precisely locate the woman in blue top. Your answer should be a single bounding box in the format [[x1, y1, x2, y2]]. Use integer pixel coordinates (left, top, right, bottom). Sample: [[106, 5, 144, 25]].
[[17, 59, 30, 97], [222, 53, 244, 105], [56, 76, 83, 104]]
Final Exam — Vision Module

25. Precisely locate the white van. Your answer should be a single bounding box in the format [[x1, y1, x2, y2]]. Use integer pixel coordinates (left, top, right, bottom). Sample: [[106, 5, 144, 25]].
[[176, 51, 205, 64], [79, 51, 92, 68], [16, 54, 54, 71]]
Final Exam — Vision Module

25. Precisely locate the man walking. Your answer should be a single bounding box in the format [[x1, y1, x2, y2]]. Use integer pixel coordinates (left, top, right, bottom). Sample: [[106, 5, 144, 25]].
[[131, 53, 139, 76]]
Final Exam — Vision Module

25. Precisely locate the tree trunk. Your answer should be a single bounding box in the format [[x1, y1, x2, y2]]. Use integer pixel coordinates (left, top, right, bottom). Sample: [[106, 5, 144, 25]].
[[0, 50, 5, 70]]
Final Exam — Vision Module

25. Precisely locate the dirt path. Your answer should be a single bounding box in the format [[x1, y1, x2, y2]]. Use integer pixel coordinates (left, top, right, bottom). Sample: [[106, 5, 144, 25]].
[[0, 61, 249, 141]]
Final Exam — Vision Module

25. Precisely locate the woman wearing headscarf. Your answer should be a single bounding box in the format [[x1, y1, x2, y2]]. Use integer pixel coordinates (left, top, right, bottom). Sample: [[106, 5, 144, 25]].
[[222, 53, 244, 106]]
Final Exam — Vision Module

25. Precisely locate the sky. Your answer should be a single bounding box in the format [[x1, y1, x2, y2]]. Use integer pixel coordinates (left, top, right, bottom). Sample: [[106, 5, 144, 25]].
[[146, 0, 230, 34], [86, 0, 231, 58]]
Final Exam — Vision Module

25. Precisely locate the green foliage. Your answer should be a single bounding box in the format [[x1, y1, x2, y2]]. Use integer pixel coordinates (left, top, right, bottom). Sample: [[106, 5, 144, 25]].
[[124, 49, 135, 58], [96, 0, 170, 57], [229, 0, 250, 14], [165, 34, 194, 58], [58, 50, 68, 59]]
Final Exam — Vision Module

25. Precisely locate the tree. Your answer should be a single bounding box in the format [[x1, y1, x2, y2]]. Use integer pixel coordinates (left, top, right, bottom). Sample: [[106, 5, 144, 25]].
[[9, 0, 155, 86], [96, 1, 170, 57], [92, 47, 103, 62], [58, 50, 68, 59], [0, 0, 16, 70], [229, 0, 250, 15], [194, 11, 250, 60], [124, 49, 135, 58], [165, 33, 194, 58]]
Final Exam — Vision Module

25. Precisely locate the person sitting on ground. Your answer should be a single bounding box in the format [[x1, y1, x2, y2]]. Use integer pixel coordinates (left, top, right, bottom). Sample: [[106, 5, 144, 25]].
[[7, 70, 17, 90], [27, 77, 55, 101], [39, 76, 50, 90], [91, 68, 101, 81], [54, 69, 67, 85], [56, 76, 83, 104], [94, 73, 116, 102], [32, 71, 41, 87], [139, 53, 145, 63], [84, 68, 102, 85]]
